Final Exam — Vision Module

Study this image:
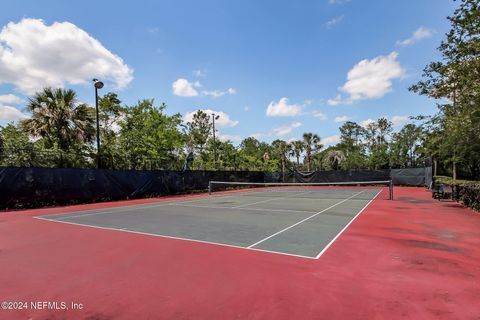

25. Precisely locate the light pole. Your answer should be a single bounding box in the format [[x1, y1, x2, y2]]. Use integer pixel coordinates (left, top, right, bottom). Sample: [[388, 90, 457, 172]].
[[93, 78, 104, 168], [211, 113, 220, 169]]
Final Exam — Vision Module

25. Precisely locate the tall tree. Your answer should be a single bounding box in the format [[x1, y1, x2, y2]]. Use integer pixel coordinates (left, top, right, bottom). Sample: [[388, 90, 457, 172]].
[[240, 137, 261, 157], [21, 87, 94, 151], [119, 100, 184, 169], [97, 92, 127, 165], [271, 139, 291, 176], [302, 132, 322, 171], [364, 118, 392, 169], [324, 149, 346, 170], [390, 124, 423, 168], [290, 140, 305, 166], [410, 0, 480, 179], [185, 110, 212, 159], [338, 121, 365, 169], [0, 123, 36, 166]]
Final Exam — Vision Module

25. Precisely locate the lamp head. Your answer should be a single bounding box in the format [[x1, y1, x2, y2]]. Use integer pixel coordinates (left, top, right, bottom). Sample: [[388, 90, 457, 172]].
[[93, 78, 104, 89]]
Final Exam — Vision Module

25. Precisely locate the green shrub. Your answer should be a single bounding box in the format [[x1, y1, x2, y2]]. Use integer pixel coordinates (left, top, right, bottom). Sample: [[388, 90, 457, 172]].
[[434, 176, 480, 211]]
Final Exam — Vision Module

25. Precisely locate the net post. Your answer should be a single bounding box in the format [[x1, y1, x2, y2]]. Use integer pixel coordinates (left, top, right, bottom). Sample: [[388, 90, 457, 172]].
[[389, 180, 394, 200], [208, 181, 212, 195]]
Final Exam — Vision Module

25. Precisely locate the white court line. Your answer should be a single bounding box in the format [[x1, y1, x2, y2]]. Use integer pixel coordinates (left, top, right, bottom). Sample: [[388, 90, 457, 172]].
[[314, 189, 381, 259], [33, 216, 317, 260], [37, 193, 239, 220], [231, 190, 312, 208], [169, 203, 317, 214], [247, 190, 366, 248], [51, 202, 174, 220], [33, 189, 381, 260]]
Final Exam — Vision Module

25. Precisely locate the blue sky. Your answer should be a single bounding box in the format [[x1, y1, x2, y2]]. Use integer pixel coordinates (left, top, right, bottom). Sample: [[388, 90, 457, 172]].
[[0, 0, 457, 145]]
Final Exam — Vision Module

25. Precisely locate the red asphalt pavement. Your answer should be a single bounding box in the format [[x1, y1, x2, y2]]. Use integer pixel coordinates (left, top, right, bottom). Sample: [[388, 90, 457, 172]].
[[0, 187, 479, 320]]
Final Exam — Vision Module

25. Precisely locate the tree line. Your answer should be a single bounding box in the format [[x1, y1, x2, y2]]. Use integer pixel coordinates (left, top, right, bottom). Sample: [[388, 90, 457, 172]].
[[0, 88, 425, 172], [1, 0, 479, 179]]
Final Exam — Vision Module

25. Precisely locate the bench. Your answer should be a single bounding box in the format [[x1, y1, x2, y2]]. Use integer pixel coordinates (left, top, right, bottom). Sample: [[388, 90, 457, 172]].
[[432, 183, 453, 200]]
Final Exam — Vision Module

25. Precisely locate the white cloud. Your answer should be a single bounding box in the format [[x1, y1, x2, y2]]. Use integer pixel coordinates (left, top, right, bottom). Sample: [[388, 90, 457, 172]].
[[390, 115, 409, 127], [313, 111, 328, 120], [273, 122, 302, 137], [332, 52, 404, 104], [360, 118, 375, 128], [172, 78, 199, 97], [0, 105, 26, 121], [266, 97, 303, 117], [397, 27, 432, 46], [0, 18, 133, 94], [360, 116, 409, 128], [325, 15, 344, 29], [327, 94, 344, 106], [334, 115, 350, 123], [218, 134, 241, 143], [322, 135, 341, 146], [0, 94, 21, 104], [202, 87, 236, 98], [184, 109, 239, 128], [202, 90, 224, 98], [249, 132, 267, 140]]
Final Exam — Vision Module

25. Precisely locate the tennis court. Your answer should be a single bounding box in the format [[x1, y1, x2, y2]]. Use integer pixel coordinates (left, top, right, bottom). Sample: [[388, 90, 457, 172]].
[[36, 181, 391, 259]]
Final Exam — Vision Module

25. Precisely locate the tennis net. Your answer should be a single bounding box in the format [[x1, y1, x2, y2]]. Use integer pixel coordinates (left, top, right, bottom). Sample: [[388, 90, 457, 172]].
[[208, 180, 393, 201]]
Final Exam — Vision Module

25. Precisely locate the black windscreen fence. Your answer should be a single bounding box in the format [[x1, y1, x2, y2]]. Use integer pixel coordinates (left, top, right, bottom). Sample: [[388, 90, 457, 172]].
[[391, 167, 431, 187], [264, 169, 391, 183], [0, 167, 430, 209], [0, 167, 264, 209]]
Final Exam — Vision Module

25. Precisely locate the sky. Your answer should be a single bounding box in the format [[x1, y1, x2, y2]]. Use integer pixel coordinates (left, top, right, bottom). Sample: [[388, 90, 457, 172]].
[[0, 0, 458, 146]]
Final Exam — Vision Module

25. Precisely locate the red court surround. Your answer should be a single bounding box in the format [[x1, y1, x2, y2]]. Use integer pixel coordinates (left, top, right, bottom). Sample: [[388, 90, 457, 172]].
[[0, 187, 479, 319]]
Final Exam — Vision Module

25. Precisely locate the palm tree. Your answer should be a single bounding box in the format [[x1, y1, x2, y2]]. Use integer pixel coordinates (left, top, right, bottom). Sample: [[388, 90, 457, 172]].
[[272, 139, 291, 176], [302, 132, 322, 171], [325, 149, 346, 170], [21, 88, 94, 151], [290, 140, 305, 167]]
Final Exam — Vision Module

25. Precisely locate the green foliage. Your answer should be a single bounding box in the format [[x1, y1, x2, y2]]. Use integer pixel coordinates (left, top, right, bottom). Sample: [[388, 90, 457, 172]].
[[410, 0, 480, 180], [434, 175, 480, 211], [337, 121, 366, 169], [434, 175, 480, 187], [290, 140, 305, 166], [185, 110, 211, 153], [20, 87, 94, 152], [323, 149, 346, 170], [2, 90, 429, 171], [363, 117, 392, 170], [117, 100, 184, 169], [97, 92, 126, 162], [0, 123, 36, 166], [390, 124, 424, 168], [303, 132, 322, 171], [271, 139, 292, 173]]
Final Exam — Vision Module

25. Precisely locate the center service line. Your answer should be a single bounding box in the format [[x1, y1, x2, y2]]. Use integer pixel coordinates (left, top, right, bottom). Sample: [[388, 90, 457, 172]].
[[247, 190, 366, 248]]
